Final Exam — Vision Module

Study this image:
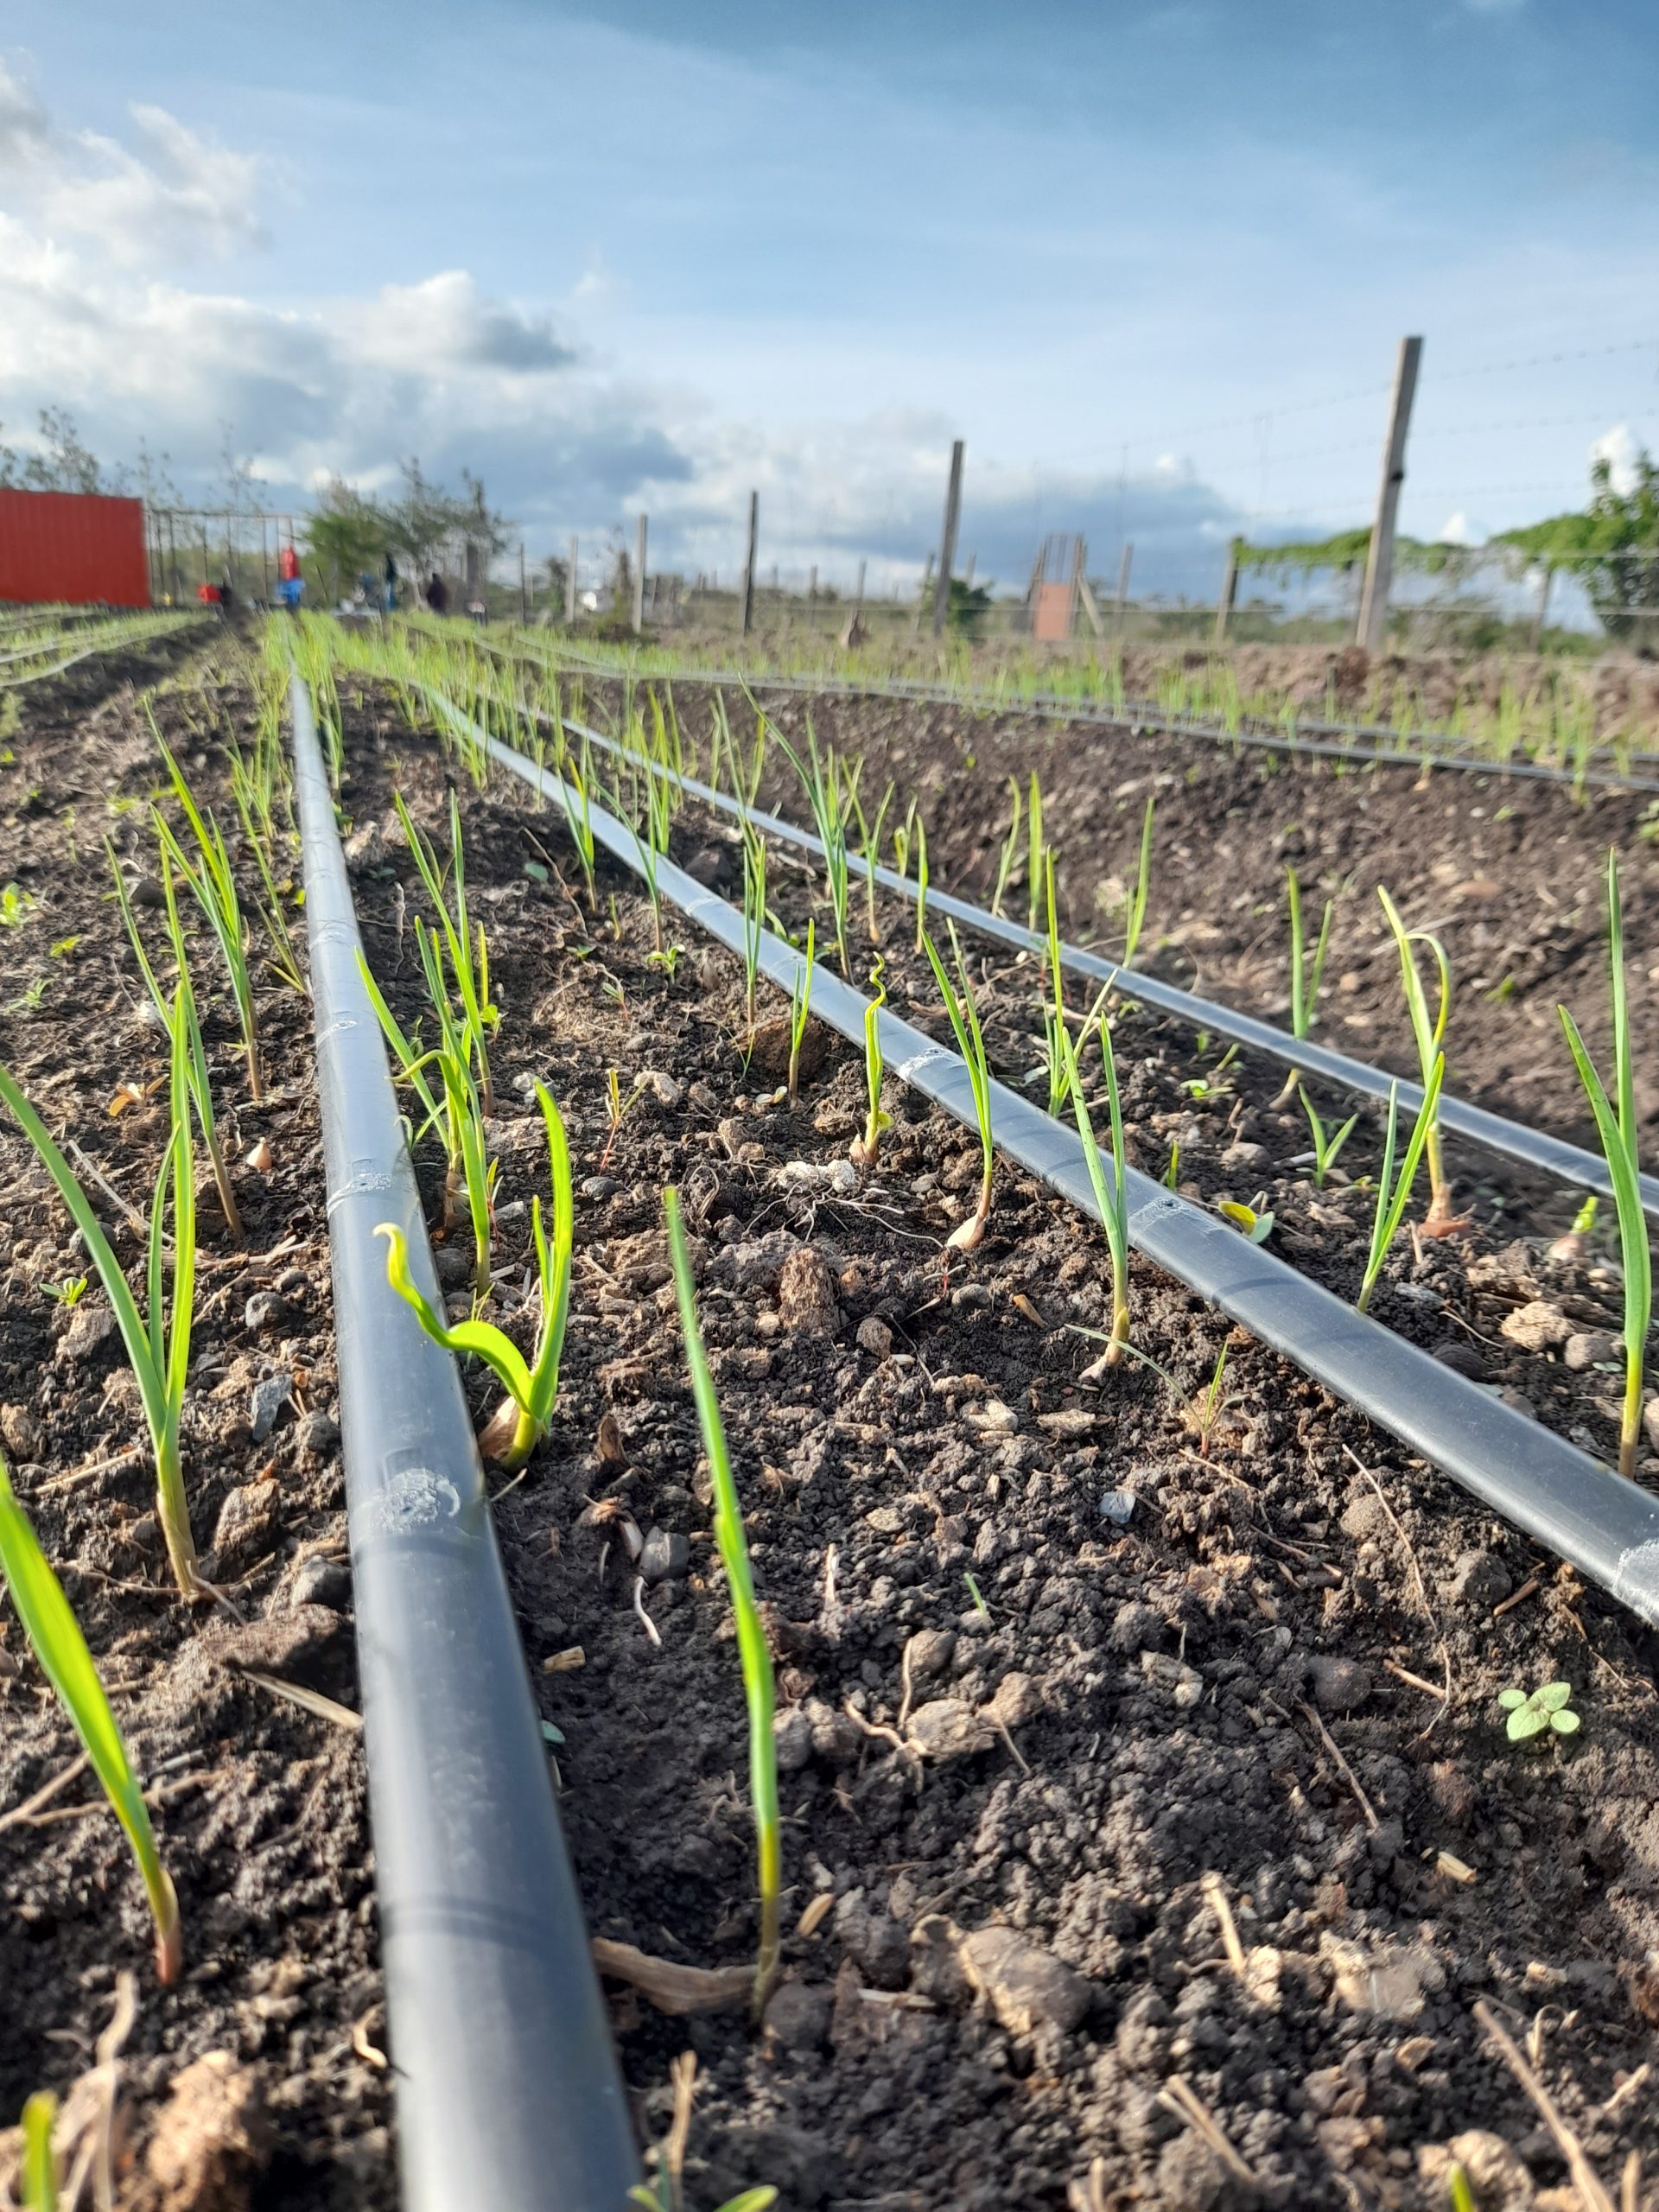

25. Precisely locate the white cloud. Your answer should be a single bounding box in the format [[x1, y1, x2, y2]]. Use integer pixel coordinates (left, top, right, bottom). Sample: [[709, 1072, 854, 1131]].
[[0, 60, 262, 264], [1436, 511, 1488, 545], [1590, 421, 1643, 495]]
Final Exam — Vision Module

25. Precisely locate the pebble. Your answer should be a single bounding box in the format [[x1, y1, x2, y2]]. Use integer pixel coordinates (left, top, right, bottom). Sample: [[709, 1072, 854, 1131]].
[[950, 1282, 993, 1311], [0, 1404, 43, 1460], [211, 1478, 283, 1569], [772, 1707, 813, 1773], [957, 1925, 1091, 2035], [902, 1627, 956, 1682], [296, 1411, 340, 1459], [763, 1980, 830, 2051], [289, 1555, 350, 1610], [777, 1248, 839, 1334], [60, 1304, 116, 1363], [1444, 1548, 1512, 1610], [639, 1527, 690, 1583], [906, 1698, 995, 1760], [1097, 1487, 1137, 1525], [432, 1247, 473, 1288], [965, 1399, 1020, 1435], [1496, 1385, 1538, 1421], [247, 1375, 291, 1445], [1429, 1339, 1485, 1382], [688, 1081, 721, 1116], [776, 1159, 858, 1197], [855, 1315, 893, 1358], [639, 1070, 683, 1109], [1220, 1140, 1270, 1174], [580, 1175, 619, 1201], [987, 1671, 1041, 1727], [1499, 1300, 1573, 1352], [1306, 1653, 1372, 1712], [244, 1292, 284, 1334], [1565, 1330, 1620, 1371]]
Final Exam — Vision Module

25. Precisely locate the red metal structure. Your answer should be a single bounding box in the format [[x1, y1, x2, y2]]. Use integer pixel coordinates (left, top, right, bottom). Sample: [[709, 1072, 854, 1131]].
[[0, 488, 150, 608]]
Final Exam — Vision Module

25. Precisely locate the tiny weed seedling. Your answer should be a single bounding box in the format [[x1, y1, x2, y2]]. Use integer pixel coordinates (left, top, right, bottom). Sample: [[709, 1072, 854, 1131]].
[[787, 918, 817, 1106], [1356, 1060, 1446, 1313], [1300, 1092, 1358, 1188], [963, 1571, 992, 1621], [1559, 851, 1650, 1480], [1187, 1343, 1243, 1457], [42, 1274, 88, 1306], [664, 1188, 780, 2014], [1217, 1198, 1274, 1244], [1446, 2165, 1478, 2212], [377, 1084, 573, 1471], [1497, 1681, 1580, 1745], [601, 1066, 643, 1169], [0, 1452, 181, 1979], [1121, 794, 1155, 968]]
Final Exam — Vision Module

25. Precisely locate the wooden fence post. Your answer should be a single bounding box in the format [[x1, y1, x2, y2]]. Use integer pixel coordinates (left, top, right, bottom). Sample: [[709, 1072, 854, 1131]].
[[931, 439, 964, 638], [632, 514, 647, 632], [740, 492, 758, 636], [1214, 542, 1241, 645], [1356, 335, 1423, 652]]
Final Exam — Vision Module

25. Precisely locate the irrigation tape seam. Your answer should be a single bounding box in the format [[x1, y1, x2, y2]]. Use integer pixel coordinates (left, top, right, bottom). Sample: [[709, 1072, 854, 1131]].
[[289, 669, 638, 2212], [423, 677, 1659, 1226], [421, 684, 1659, 1634]]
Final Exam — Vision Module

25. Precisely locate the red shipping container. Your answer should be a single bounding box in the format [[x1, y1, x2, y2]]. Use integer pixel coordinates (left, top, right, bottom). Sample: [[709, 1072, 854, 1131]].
[[0, 487, 150, 608]]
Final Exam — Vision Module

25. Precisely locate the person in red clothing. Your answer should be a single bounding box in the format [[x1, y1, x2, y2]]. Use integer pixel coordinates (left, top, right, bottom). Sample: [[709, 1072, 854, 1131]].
[[278, 541, 301, 582], [196, 580, 222, 607]]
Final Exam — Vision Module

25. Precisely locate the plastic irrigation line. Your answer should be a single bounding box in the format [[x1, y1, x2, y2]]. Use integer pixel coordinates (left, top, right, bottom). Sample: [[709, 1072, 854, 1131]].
[[421, 688, 1659, 1631], [476, 630, 1659, 799], [430, 676, 1659, 1229], [289, 673, 638, 2212]]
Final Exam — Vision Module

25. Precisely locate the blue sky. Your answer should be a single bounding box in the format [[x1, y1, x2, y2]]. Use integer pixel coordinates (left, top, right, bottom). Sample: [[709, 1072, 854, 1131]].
[[2, 1, 1656, 601]]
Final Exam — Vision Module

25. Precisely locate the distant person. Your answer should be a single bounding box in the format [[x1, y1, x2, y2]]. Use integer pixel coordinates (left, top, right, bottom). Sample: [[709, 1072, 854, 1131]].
[[384, 552, 398, 612], [196, 580, 221, 609], [278, 541, 302, 584], [467, 598, 486, 623], [424, 572, 448, 614], [219, 575, 235, 619], [276, 571, 305, 613]]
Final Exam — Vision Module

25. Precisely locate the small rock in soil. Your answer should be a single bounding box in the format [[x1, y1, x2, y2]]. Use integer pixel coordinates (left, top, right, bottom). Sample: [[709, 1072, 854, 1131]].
[[764, 1979, 831, 2051], [1443, 1549, 1512, 1610], [855, 1314, 893, 1358], [834, 1891, 909, 1988], [687, 1080, 720, 1115], [59, 1303, 116, 1363], [1339, 1492, 1389, 1541], [902, 1627, 956, 1683], [289, 1554, 350, 1610], [1499, 1299, 1573, 1351], [134, 2050, 270, 2212], [432, 1247, 472, 1288], [906, 1698, 995, 1760], [957, 1924, 1091, 2035], [1497, 1384, 1538, 1421], [243, 1292, 285, 1333], [1141, 1651, 1204, 1707], [1306, 1653, 1372, 1712], [248, 1374, 291, 1444], [987, 1671, 1042, 1727], [0, 1403, 42, 1459], [343, 820, 385, 869], [581, 1174, 619, 1201], [639, 1527, 690, 1583], [777, 1158, 857, 1197], [640, 1069, 683, 1109], [1220, 1139, 1270, 1174], [1430, 1338, 1485, 1381], [1097, 1487, 1137, 1524], [708, 1230, 798, 1294], [296, 1411, 340, 1459], [778, 1247, 838, 1334], [773, 1707, 813, 1773], [1565, 1329, 1620, 1370], [211, 1480, 283, 1569]]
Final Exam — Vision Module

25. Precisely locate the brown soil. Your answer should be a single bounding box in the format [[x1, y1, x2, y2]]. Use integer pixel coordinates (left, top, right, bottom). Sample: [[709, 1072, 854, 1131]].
[[569, 671, 1659, 1160], [0, 662, 391, 2207], [331, 677, 1659, 2212]]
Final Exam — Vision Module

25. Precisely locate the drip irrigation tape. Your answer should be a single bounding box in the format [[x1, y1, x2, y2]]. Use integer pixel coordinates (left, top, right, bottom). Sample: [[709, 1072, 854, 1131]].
[[500, 635, 1659, 799], [425, 686, 1659, 1632], [289, 671, 638, 2211], [427, 676, 1659, 1226]]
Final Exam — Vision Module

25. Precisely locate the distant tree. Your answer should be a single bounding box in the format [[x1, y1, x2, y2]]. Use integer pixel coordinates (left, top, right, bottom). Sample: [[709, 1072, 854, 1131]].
[[303, 478, 391, 601], [946, 575, 994, 639], [0, 408, 109, 493], [1496, 454, 1659, 645], [385, 457, 474, 578]]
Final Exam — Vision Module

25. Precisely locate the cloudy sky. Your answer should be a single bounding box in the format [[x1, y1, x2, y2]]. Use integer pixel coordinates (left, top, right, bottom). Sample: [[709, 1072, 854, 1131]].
[[2, 1, 1657, 601]]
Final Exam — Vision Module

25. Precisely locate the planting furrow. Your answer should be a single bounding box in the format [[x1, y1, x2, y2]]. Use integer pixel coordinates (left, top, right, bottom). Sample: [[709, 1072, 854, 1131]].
[[285, 671, 639, 2211], [425, 685, 1659, 1634]]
